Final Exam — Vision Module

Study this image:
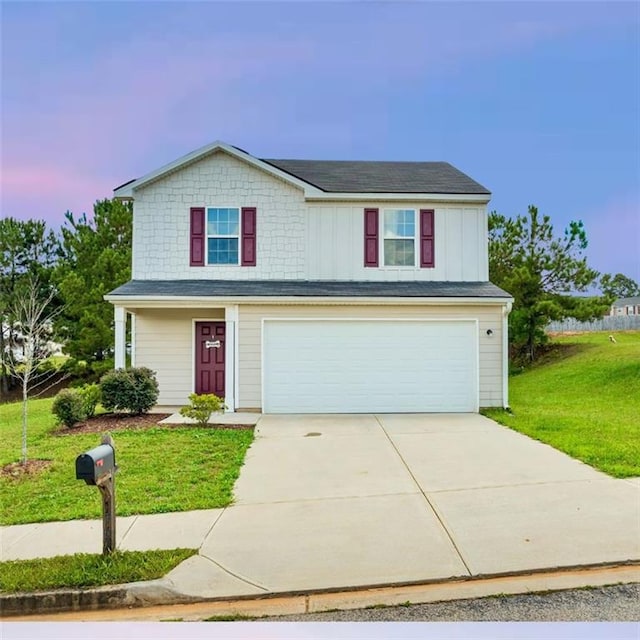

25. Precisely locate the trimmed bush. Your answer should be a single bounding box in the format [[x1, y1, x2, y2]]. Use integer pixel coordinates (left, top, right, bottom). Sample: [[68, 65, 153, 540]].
[[179, 393, 226, 427], [100, 367, 159, 415], [52, 389, 86, 428], [78, 383, 101, 418]]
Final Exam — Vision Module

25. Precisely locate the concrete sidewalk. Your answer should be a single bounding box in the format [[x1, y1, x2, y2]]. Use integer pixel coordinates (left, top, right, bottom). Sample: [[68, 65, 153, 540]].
[[2, 413, 639, 607]]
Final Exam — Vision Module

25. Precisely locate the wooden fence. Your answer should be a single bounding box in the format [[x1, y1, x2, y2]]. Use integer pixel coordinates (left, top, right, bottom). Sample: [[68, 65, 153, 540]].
[[547, 316, 640, 333]]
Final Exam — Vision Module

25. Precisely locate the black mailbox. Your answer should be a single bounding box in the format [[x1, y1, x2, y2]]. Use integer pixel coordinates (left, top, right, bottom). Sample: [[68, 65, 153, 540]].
[[75, 444, 116, 485]]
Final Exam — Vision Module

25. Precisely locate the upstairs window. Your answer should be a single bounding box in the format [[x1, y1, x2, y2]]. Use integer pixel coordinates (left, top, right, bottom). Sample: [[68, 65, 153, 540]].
[[207, 207, 240, 265], [383, 209, 416, 266]]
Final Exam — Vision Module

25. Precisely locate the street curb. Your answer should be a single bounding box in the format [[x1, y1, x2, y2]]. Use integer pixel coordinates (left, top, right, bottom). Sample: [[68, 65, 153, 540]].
[[0, 579, 197, 618], [2, 561, 639, 619]]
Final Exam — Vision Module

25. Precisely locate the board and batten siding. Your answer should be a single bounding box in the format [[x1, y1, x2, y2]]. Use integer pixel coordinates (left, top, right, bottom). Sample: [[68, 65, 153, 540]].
[[130, 149, 489, 283], [133, 308, 224, 407], [305, 203, 488, 281], [237, 304, 504, 411]]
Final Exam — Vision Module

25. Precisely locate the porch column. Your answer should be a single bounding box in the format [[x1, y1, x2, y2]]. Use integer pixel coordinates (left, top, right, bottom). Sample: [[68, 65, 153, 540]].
[[224, 305, 238, 412], [502, 301, 512, 408], [114, 306, 127, 369], [130, 312, 136, 367]]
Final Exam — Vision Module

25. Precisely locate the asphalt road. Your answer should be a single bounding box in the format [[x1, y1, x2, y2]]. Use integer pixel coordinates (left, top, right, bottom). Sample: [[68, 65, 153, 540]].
[[257, 584, 640, 622]]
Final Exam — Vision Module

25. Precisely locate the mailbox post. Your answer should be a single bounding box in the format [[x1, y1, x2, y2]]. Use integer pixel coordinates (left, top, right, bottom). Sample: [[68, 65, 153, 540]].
[[75, 434, 117, 555]]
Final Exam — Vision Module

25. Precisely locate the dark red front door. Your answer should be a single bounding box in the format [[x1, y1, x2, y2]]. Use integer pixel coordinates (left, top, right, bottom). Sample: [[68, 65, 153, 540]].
[[195, 322, 225, 396]]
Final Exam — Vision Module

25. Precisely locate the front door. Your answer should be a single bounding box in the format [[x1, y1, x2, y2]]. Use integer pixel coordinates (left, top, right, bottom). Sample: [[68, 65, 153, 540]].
[[195, 322, 225, 396]]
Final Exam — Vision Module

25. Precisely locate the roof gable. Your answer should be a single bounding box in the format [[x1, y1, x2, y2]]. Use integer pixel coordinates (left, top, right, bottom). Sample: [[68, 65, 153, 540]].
[[114, 141, 317, 198]]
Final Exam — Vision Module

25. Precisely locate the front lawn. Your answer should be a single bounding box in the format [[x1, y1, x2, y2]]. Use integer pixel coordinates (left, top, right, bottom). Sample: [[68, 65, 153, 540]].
[[0, 397, 254, 525], [0, 548, 196, 593], [484, 331, 640, 478]]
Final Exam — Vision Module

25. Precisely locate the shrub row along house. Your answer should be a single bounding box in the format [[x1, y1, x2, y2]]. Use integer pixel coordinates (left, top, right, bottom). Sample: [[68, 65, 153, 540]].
[[106, 141, 512, 414]]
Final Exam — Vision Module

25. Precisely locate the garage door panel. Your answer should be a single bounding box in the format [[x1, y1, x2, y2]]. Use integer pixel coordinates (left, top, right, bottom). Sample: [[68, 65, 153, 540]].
[[263, 320, 477, 413]]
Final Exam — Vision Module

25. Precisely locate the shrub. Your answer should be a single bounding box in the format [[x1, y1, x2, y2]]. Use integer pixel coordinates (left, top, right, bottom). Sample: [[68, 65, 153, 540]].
[[63, 358, 115, 384], [52, 389, 86, 428], [179, 393, 226, 427], [35, 356, 61, 376], [78, 383, 101, 418], [89, 359, 115, 381], [100, 367, 159, 415]]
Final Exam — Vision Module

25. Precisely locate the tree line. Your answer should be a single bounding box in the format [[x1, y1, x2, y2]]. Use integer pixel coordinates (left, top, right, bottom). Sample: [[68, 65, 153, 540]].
[[1, 199, 638, 397], [1, 199, 132, 396], [489, 205, 639, 362]]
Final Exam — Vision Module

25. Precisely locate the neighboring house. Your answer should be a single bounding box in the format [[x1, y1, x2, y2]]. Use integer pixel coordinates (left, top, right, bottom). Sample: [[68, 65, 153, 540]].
[[1, 323, 63, 363], [610, 296, 640, 317], [106, 141, 513, 414]]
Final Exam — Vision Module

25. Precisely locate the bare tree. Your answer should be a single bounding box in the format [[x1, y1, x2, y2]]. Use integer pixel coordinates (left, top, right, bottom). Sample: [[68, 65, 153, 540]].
[[6, 278, 65, 464]]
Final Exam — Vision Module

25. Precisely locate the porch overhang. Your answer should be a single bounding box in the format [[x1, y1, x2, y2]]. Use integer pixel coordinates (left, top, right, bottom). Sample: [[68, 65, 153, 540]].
[[105, 279, 513, 308]]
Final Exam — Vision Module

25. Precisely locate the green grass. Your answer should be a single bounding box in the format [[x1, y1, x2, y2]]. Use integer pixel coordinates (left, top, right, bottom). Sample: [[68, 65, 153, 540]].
[[0, 397, 254, 525], [484, 331, 640, 478], [0, 548, 196, 593]]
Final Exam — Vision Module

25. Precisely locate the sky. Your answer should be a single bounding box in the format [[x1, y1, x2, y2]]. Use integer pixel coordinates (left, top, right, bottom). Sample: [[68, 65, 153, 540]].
[[1, 1, 639, 282]]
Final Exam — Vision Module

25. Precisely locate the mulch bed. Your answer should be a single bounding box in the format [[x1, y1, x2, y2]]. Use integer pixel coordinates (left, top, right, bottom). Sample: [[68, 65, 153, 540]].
[[54, 412, 172, 436], [54, 413, 254, 436]]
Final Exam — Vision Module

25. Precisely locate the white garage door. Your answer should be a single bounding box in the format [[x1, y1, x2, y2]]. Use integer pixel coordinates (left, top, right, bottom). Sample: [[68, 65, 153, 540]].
[[263, 320, 478, 413]]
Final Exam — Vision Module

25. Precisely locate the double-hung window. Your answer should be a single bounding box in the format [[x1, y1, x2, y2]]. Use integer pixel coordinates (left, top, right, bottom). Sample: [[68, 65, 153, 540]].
[[383, 209, 416, 266], [207, 207, 240, 265]]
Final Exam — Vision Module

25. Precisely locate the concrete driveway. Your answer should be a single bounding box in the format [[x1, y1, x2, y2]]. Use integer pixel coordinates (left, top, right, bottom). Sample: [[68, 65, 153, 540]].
[[165, 413, 640, 597], [2, 412, 639, 613]]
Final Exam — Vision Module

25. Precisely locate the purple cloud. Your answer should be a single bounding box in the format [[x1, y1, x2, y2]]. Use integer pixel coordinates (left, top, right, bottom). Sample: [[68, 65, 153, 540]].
[[1, 0, 638, 296], [583, 193, 640, 282]]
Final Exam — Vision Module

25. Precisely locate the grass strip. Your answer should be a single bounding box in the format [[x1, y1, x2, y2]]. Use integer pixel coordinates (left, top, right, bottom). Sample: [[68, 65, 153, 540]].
[[484, 331, 640, 477], [0, 548, 196, 593], [0, 397, 254, 525]]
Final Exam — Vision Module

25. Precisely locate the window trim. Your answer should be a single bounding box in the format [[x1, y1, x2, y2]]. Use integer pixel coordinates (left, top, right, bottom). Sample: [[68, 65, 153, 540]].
[[205, 206, 241, 266], [381, 208, 418, 268]]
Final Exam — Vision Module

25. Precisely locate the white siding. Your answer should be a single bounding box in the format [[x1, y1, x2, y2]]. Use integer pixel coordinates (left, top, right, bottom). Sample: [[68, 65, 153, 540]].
[[132, 152, 307, 280], [131, 150, 489, 282], [237, 304, 504, 411], [305, 203, 488, 281], [133, 308, 224, 407]]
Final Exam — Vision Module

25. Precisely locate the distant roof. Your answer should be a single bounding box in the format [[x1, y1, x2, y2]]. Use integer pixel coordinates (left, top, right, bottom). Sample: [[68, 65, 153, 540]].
[[113, 141, 491, 198], [107, 279, 511, 299], [262, 159, 490, 194], [612, 296, 640, 307]]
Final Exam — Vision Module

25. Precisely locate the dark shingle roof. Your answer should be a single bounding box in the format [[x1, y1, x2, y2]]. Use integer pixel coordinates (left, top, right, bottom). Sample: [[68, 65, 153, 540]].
[[262, 159, 490, 194], [108, 280, 510, 299], [612, 296, 640, 307]]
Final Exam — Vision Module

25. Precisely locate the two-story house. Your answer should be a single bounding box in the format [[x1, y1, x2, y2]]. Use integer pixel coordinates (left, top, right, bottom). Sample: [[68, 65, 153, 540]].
[[106, 141, 512, 414], [610, 296, 640, 317]]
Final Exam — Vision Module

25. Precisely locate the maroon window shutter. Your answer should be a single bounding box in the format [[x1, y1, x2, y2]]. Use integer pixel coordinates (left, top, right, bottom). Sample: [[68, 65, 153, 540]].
[[241, 207, 257, 266], [190, 207, 205, 266], [420, 209, 435, 268], [364, 208, 379, 267]]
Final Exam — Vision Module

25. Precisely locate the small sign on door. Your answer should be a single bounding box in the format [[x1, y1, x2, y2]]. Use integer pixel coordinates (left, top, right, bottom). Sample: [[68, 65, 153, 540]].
[[205, 340, 221, 349]]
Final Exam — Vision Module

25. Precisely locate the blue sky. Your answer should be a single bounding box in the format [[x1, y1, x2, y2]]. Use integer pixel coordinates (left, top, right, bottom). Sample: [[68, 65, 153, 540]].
[[2, 1, 639, 281]]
